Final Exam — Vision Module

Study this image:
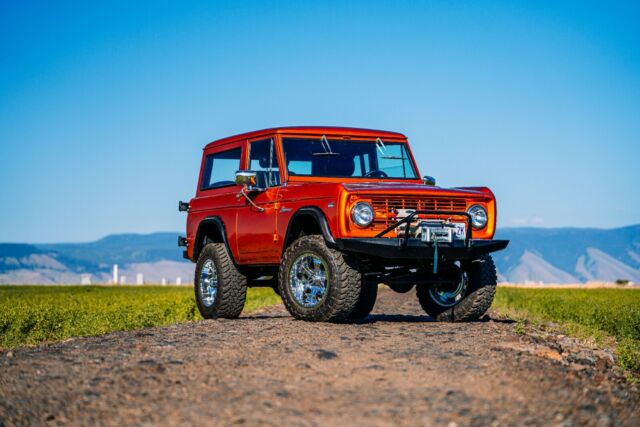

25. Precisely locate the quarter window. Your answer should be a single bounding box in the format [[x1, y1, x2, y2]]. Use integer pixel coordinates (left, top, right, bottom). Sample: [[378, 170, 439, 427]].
[[201, 148, 242, 190]]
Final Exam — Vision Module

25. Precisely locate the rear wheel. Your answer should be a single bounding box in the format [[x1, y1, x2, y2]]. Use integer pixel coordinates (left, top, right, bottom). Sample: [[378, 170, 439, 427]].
[[278, 235, 361, 322], [416, 255, 497, 322], [194, 243, 247, 319]]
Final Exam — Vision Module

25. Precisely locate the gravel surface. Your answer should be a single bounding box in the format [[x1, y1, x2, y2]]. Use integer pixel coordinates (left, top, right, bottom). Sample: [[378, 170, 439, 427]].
[[1, 289, 638, 427]]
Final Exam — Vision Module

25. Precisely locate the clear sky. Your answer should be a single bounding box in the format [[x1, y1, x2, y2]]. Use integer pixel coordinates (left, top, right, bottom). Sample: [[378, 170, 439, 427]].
[[1, 0, 639, 243]]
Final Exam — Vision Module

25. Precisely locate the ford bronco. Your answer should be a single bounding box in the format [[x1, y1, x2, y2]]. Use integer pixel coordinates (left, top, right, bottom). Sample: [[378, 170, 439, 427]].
[[179, 127, 508, 322]]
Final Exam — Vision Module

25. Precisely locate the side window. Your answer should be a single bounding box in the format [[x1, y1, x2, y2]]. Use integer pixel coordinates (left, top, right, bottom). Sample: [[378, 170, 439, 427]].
[[249, 139, 280, 187], [201, 147, 242, 190]]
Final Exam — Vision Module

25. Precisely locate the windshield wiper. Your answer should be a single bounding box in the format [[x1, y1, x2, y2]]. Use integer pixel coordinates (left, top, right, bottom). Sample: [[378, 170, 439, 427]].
[[312, 135, 340, 156], [376, 137, 404, 159]]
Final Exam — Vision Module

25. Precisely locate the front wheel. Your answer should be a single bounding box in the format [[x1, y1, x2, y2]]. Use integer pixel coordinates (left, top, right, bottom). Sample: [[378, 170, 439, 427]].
[[416, 255, 497, 322], [278, 235, 361, 322]]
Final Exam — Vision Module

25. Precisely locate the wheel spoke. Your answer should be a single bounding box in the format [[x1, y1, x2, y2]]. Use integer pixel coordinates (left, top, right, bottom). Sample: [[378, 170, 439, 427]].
[[199, 259, 218, 307], [289, 252, 329, 308], [301, 263, 315, 279]]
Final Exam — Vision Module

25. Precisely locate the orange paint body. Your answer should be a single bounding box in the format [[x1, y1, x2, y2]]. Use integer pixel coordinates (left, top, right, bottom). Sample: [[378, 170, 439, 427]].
[[185, 127, 498, 265]]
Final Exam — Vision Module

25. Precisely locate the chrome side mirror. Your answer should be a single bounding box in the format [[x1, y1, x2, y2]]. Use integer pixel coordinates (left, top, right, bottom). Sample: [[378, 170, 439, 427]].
[[235, 170, 257, 188], [235, 170, 265, 212], [423, 176, 436, 186]]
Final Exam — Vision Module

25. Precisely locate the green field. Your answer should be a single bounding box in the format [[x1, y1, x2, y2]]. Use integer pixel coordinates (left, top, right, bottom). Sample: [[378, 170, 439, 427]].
[[493, 287, 640, 373], [0, 286, 281, 349]]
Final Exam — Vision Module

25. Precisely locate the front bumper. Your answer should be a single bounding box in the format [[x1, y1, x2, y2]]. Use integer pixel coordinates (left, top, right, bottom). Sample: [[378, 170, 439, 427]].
[[333, 238, 509, 260]]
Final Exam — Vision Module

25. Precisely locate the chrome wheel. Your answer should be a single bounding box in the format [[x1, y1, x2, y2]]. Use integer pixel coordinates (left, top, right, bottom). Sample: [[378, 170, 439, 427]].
[[199, 259, 218, 307], [288, 252, 329, 308], [429, 269, 468, 307]]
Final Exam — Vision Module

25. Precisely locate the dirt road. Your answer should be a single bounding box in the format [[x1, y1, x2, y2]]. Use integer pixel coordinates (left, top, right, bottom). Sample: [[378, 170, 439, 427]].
[[1, 289, 638, 426]]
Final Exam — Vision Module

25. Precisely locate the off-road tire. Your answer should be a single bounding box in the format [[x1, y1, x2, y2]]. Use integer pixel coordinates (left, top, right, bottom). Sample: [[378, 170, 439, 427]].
[[349, 282, 378, 320], [416, 255, 497, 322], [194, 243, 247, 319], [278, 235, 361, 322]]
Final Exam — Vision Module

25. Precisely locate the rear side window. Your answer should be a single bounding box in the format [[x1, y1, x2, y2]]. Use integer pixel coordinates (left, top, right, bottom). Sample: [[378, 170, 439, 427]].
[[201, 148, 242, 190]]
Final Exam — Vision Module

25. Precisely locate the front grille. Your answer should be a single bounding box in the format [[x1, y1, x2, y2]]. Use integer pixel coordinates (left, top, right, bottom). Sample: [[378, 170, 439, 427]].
[[369, 196, 467, 231]]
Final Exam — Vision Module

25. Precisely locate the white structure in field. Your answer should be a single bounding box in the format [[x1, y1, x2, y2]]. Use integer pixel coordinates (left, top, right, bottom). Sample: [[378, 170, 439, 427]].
[[161, 278, 167, 286], [81, 274, 92, 285], [176, 276, 182, 285], [119, 276, 127, 285], [136, 273, 144, 285], [113, 264, 119, 285]]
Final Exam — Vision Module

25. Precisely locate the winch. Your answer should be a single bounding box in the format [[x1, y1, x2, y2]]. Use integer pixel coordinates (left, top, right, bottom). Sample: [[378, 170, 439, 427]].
[[394, 209, 467, 243]]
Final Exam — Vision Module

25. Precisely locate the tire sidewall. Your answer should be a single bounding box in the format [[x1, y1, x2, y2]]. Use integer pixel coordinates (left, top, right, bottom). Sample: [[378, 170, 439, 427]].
[[194, 245, 224, 319], [428, 262, 471, 319], [450, 257, 497, 320], [349, 281, 378, 320], [417, 256, 497, 321], [417, 284, 456, 321], [279, 237, 343, 320]]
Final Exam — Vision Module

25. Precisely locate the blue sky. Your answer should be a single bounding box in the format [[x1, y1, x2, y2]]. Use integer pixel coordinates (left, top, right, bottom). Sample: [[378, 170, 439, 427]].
[[1, 0, 638, 243]]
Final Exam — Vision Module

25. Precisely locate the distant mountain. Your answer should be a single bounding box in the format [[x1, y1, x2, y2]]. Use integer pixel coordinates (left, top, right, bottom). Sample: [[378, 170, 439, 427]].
[[493, 225, 640, 283], [1, 226, 639, 284], [0, 233, 191, 284], [38, 233, 183, 267]]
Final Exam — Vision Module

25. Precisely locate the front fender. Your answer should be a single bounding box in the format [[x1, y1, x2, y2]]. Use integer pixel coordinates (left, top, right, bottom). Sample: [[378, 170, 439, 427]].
[[283, 207, 337, 252]]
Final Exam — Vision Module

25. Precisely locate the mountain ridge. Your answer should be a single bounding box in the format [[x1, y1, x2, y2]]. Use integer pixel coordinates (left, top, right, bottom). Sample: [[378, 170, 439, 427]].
[[493, 224, 640, 283], [1, 226, 639, 284]]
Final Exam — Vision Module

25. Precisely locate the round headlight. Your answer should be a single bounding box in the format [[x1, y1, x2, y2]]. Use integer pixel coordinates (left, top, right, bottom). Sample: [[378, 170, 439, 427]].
[[351, 202, 374, 227], [467, 204, 488, 229]]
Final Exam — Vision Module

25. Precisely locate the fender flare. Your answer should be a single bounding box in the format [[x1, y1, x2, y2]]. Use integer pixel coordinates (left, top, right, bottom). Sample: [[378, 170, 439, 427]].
[[193, 216, 236, 264], [283, 207, 336, 252]]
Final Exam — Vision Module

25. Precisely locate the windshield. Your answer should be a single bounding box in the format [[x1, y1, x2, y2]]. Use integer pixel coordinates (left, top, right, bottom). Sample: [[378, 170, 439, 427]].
[[282, 138, 418, 179]]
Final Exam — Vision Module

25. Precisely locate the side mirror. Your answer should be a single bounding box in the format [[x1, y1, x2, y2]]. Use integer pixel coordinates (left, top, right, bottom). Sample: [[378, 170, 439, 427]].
[[178, 201, 190, 212], [235, 171, 266, 212], [235, 170, 258, 188], [423, 176, 436, 186]]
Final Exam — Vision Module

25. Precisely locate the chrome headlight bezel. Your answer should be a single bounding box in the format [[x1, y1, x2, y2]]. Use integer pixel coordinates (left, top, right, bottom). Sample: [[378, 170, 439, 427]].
[[351, 202, 375, 228], [467, 204, 488, 229]]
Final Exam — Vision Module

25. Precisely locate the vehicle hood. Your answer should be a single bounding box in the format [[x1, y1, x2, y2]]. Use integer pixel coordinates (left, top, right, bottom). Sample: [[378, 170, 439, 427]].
[[340, 182, 491, 200]]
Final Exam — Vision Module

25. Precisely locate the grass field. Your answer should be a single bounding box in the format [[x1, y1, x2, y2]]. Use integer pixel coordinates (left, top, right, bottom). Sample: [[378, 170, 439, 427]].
[[0, 286, 281, 349], [493, 287, 640, 373]]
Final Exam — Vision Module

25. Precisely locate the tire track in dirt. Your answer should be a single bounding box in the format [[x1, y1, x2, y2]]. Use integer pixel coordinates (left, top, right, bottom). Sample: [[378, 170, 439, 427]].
[[1, 289, 638, 426]]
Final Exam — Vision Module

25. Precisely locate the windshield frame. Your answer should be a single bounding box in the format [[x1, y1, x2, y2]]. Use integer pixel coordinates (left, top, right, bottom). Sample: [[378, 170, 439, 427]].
[[279, 135, 422, 183]]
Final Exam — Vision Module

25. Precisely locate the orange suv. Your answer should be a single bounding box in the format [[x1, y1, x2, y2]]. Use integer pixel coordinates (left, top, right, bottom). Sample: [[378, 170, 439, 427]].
[[179, 127, 508, 322]]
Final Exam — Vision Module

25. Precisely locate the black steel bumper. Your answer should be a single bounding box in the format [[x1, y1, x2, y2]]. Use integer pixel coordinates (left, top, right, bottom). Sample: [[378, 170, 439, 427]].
[[333, 238, 509, 260]]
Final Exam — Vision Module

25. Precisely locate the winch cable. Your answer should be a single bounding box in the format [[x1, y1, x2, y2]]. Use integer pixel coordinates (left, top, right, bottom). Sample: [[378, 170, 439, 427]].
[[432, 230, 439, 274]]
